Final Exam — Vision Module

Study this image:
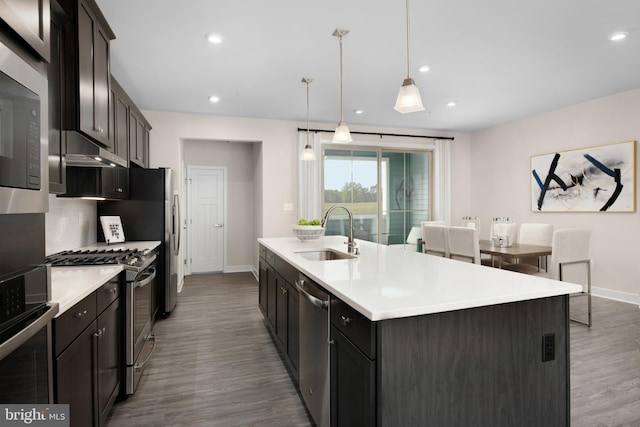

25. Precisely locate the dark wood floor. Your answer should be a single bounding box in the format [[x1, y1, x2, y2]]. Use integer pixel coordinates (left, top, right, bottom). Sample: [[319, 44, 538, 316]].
[[106, 272, 312, 427], [107, 273, 640, 427]]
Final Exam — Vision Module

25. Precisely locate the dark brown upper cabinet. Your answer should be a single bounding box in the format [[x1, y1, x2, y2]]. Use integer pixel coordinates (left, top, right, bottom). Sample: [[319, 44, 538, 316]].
[[129, 104, 150, 168], [0, 0, 51, 62], [59, 0, 115, 149], [48, 0, 70, 193], [111, 77, 130, 163]]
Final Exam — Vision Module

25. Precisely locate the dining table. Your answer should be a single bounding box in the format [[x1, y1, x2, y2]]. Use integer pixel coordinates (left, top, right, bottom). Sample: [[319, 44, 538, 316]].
[[479, 240, 552, 269]]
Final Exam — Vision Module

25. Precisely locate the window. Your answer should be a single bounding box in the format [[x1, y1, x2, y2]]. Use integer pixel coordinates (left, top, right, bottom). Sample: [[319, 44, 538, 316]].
[[323, 146, 433, 245]]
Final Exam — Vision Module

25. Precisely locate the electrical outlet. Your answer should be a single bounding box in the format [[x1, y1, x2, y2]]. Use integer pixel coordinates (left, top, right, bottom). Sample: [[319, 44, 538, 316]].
[[283, 203, 293, 211], [542, 333, 555, 362]]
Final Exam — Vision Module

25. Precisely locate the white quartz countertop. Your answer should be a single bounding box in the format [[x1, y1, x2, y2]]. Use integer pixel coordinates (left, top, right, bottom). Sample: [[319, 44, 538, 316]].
[[49, 240, 161, 316], [51, 266, 123, 316], [259, 236, 582, 321]]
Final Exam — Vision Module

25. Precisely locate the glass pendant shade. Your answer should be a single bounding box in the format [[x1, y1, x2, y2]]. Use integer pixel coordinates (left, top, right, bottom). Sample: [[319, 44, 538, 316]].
[[394, 78, 425, 113], [332, 122, 352, 143], [301, 143, 316, 161]]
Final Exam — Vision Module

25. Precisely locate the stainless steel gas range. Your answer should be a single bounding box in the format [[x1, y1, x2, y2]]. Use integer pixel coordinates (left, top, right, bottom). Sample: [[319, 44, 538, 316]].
[[46, 247, 158, 395]]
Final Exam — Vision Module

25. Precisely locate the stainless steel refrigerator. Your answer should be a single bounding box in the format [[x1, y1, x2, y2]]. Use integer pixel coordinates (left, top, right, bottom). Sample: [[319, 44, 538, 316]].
[[98, 167, 180, 317]]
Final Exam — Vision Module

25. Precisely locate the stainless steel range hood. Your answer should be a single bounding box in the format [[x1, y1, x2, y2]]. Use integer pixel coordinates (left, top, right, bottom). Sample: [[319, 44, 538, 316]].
[[65, 131, 127, 167]]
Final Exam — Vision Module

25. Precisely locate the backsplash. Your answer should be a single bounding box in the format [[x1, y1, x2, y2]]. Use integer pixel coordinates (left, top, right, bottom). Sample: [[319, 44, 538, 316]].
[[46, 195, 97, 255]]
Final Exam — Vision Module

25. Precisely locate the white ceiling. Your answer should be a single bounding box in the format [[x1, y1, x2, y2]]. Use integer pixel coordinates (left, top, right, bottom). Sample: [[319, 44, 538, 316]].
[[95, 0, 640, 133]]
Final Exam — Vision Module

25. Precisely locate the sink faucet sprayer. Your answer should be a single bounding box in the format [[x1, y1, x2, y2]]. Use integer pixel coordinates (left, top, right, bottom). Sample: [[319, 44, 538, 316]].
[[321, 205, 359, 255]]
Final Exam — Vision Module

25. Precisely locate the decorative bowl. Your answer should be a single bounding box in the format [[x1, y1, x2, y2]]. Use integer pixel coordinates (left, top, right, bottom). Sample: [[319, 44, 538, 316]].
[[292, 225, 325, 241]]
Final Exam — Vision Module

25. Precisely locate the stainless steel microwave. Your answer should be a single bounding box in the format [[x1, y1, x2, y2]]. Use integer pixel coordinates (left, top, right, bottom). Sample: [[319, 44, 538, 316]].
[[0, 41, 48, 214]]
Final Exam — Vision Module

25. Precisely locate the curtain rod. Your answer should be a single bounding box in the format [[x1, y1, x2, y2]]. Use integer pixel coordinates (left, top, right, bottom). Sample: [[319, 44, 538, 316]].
[[297, 127, 454, 141]]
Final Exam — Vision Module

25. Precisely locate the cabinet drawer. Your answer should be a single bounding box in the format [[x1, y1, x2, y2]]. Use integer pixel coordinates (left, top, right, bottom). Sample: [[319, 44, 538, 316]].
[[54, 292, 97, 356], [259, 244, 266, 260], [331, 298, 376, 360], [275, 255, 298, 285], [97, 275, 121, 314], [265, 248, 275, 268]]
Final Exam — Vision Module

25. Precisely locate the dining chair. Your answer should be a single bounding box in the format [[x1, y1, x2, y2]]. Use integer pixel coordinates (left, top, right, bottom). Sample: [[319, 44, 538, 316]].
[[516, 223, 554, 271], [448, 226, 481, 264], [421, 224, 450, 257], [504, 228, 592, 326]]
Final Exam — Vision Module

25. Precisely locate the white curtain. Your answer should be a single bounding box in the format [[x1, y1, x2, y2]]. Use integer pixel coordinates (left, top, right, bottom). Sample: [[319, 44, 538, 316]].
[[433, 139, 452, 224], [298, 131, 322, 220]]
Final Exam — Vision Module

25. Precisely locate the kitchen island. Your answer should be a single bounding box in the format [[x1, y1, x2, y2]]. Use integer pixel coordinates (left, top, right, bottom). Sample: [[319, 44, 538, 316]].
[[258, 235, 581, 426]]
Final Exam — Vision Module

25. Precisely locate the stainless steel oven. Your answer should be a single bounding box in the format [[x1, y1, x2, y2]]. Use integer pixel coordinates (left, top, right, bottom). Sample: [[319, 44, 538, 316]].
[[0, 265, 59, 404], [0, 40, 48, 214], [125, 254, 157, 395]]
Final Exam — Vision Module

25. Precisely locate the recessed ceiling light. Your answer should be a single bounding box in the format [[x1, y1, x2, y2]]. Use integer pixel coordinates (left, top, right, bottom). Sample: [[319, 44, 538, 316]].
[[447, 101, 457, 107], [418, 65, 430, 73], [608, 31, 628, 42], [206, 34, 223, 44], [209, 95, 220, 103], [353, 109, 364, 114]]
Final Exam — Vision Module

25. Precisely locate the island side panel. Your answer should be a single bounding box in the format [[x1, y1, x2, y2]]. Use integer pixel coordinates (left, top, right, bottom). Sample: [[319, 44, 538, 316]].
[[378, 295, 569, 427]]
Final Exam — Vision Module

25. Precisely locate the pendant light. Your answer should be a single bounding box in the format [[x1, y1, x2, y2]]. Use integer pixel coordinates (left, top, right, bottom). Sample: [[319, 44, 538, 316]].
[[332, 28, 352, 143], [394, 0, 425, 113], [300, 77, 316, 161]]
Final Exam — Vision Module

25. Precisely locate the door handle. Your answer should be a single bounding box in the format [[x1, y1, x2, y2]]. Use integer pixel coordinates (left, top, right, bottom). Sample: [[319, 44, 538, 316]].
[[213, 224, 223, 228]]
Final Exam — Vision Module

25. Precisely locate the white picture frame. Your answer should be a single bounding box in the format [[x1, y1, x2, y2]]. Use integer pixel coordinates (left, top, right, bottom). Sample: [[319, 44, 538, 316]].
[[100, 216, 126, 243]]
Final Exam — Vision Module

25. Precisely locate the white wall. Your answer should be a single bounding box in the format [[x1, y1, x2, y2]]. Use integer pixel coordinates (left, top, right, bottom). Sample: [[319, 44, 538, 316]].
[[45, 195, 97, 255], [470, 89, 640, 303], [143, 110, 468, 276], [183, 139, 257, 272]]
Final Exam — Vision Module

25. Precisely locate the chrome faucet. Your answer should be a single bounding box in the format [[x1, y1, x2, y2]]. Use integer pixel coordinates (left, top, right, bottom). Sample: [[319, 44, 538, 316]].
[[321, 205, 358, 254]]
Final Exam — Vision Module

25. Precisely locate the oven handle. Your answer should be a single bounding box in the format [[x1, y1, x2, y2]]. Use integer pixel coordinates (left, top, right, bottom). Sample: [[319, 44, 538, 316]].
[[134, 268, 157, 288], [0, 302, 59, 361], [134, 334, 156, 369]]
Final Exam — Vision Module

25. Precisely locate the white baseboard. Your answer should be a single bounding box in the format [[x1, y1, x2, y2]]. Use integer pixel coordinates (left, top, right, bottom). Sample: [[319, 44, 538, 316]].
[[592, 286, 639, 306], [223, 264, 254, 273]]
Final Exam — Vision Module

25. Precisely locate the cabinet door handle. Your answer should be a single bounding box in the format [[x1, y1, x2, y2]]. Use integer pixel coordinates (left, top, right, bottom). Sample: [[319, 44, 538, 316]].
[[281, 286, 287, 295], [74, 309, 88, 319], [94, 126, 104, 133], [108, 287, 117, 294], [341, 315, 352, 326]]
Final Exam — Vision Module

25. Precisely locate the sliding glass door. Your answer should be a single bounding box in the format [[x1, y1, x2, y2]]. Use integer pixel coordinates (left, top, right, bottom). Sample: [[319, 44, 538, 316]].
[[323, 149, 378, 242], [381, 151, 431, 246], [323, 147, 432, 245]]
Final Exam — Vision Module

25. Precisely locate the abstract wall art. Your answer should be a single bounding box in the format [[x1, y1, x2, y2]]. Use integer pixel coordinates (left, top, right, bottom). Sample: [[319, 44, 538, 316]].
[[531, 140, 636, 212]]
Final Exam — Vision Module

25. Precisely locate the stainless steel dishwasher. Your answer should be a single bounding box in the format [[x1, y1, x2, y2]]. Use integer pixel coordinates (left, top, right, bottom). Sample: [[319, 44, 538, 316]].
[[296, 274, 330, 427]]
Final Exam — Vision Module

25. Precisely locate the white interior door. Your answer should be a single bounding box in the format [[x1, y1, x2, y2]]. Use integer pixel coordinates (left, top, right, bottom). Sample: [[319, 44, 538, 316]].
[[188, 166, 225, 273]]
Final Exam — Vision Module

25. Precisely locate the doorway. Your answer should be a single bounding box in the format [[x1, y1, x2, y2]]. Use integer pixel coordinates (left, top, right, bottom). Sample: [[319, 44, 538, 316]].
[[182, 139, 259, 276], [187, 166, 226, 273]]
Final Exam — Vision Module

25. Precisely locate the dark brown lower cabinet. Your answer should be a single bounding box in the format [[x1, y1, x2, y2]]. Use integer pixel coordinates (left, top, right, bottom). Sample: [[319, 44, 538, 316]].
[[53, 276, 123, 427], [56, 319, 96, 427], [258, 259, 268, 316], [96, 299, 121, 425], [330, 325, 375, 427], [258, 244, 299, 380], [286, 280, 299, 374]]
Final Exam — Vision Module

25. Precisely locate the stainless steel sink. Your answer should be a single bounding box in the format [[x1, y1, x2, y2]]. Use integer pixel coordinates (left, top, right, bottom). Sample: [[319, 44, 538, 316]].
[[295, 249, 356, 261]]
